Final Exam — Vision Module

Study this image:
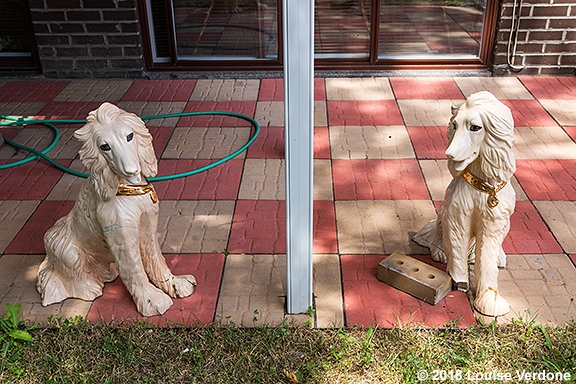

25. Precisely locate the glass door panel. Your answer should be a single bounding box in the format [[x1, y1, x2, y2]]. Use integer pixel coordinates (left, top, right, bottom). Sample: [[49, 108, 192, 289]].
[[379, 0, 486, 58], [314, 0, 372, 58], [173, 0, 278, 60]]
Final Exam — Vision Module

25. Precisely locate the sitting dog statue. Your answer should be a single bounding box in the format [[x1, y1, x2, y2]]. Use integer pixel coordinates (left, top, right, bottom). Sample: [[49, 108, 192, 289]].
[[413, 91, 516, 317], [37, 103, 196, 317]]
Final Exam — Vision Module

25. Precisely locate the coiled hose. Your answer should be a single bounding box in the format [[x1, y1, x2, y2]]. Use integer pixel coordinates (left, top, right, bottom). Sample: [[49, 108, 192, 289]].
[[0, 111, 260, 181]]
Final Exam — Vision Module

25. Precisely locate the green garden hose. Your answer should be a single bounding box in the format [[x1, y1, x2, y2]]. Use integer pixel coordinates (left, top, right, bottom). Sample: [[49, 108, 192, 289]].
[[0, 111, 260, 181]]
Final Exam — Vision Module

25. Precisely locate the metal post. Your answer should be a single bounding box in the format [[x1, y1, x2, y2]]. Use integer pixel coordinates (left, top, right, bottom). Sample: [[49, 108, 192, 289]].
[[283, 0, 314, 314]]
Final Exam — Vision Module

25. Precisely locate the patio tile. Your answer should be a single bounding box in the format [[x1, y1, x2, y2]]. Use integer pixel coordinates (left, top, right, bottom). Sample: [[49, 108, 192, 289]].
[[314, 126, 331, 159], [514, 126, 576, 159], [406, 126, 448, 159], [341, 255, 475, 328], [0, 159, 71, 200], [0, 254, 92, 326], [0, 200, 40, 254], [479, 254, 576, 325], [335, 200, 437, 255], [216, 254, 310, 327], [327, 100, 403, 126], [329, 126, 415, 159], [253, 101, 283, 127], [116, 101, 186, 127], [390, 77, 464, 100], [454, 77, 534, 99], [121, 79, 197, 102], [0, 101, 47, 120], [502, 99, 558, 127], [87, 253, 225, 326], [515, 160, 576, 200], [54, 80, 134, 102], [504, 201, 563, 254], [161, 126, 251, 159], [155, 159, 243, 200], [0, 126, 79, 160], [0, 81, 69, 103], [246, 126, 284, 158], [537, 99, 576, 127], [563, 126, 576, 142], [397, 99, 455, 126], [45, 160, 87, 200], [325, 77, 395, 100], [190, 79, 259, 102], [257, 78, 326, 101], [179, 101, 256, 127], [332, 159, 429, 200], [5, 200, 74, 255], [238, 158, 285, 200], [313, 254, 345, 328], [533, 201, 576, 254], [37, 102, 102, 127], [519, 76, 576, 100], [157, 200, 235, 254], [149, 126, 174, 157]]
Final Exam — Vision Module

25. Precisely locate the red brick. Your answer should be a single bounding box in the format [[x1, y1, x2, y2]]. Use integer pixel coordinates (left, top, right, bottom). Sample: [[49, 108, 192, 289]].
[[519, 76, 576, 100], [0, 159, 70, 200], [0, 81, 68, 102], [406, 126, 448, 159], [502, 99, 557, 126], [515, 160, 576, 200]]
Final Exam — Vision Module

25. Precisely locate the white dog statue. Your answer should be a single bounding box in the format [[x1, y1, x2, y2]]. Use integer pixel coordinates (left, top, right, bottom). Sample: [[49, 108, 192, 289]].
[[413, 91, 515, 317], [37, 103, 197, 317]]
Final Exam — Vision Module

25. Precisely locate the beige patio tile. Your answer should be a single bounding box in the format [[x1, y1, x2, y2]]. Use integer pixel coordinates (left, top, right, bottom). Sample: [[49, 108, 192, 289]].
[[329, 126, 415, 159], [514, 126, 576, 159], [157, 200, 234, 254], [0, 254, 92, 326], [238, 159, 332, 200], [53, 80, 134, 102], [473, 254, 576, 326], [335, 200, 436, 254], [0, 102, 46, 121], [325, 77, 395, 100], [533, 201, 576, 254], [454, 77, 534, 100], [162, 127, 251, 159], [215, 254, 343, 327], [0, 201, 40, 254], [189, 79, 260, 102], [46, 160, 87, 200], [116, 101, 186, 127], [397, 100, 455, 126], [538, 99, 576, 127], [254, 100, 327, 127]]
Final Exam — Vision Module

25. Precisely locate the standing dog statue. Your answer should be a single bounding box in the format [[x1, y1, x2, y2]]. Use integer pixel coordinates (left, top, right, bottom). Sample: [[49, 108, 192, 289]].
[[37, 103, 196, 317], [413, 91, 515, 317]]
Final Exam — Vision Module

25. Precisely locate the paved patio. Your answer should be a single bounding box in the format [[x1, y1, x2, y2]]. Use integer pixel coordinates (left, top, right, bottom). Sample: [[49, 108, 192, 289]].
[[1, 76, 576, 328]]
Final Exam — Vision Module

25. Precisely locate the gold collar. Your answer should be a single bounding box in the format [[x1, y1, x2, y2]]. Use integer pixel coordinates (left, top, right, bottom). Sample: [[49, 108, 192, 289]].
[[116, 183, 158, 204], [461, 169, 506, 208]]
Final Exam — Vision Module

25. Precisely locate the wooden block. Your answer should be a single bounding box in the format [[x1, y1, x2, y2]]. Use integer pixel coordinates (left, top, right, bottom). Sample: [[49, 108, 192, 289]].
[[377, 251, 452, 305]]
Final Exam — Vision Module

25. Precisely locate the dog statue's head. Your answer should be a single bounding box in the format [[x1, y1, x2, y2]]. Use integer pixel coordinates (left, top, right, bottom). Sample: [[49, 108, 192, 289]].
[[74, 103, 158, 200], [446, 91, 515, 182]]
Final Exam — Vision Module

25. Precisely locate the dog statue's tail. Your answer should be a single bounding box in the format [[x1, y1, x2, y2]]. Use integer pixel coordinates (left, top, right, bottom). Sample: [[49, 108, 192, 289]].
[[413, 219, 448, 264]]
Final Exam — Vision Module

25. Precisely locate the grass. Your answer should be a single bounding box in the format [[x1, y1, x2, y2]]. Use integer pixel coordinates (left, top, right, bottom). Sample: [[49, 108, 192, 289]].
[[0, 309, 575, 383]]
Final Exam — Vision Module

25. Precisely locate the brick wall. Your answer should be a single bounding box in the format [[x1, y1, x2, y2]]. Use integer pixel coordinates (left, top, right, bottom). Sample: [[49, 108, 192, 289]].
[[493, 0, 576, 75], [28, 0, 145, 78]]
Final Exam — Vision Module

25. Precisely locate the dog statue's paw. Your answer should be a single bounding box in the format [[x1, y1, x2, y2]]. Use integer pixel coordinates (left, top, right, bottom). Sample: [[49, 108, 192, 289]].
[[474, 287, 510, 317], [136, 287, 173, 317], [170, 274, 197, 298]]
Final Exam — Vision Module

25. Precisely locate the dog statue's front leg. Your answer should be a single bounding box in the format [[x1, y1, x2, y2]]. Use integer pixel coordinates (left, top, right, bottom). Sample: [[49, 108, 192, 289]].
[[103, 224, 173, 317]]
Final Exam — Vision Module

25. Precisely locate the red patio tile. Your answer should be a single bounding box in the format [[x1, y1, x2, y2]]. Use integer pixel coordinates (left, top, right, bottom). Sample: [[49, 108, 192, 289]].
[[154, 159, 243, 200], [245, 126, 330, 159], [5, 200, 74, 254], [519, 76, 576, 100], [503, 201, 563, 254], [149, 126, 174, 158], [563, 126, 576, 142], [0, 159, 70, 200], [502, 99, 557, 127], [406, 126, 448, 159], [227, 200, 336, 254], [390, 77, 464, 100], [87, 253, 225, 326], [332, 159, 429, 200], [120, 80, 197, 102], [341, 255, 476, 328], [178, 102, 256, 127], [0, 81, 69, 102], [515, 160, 576, 200], [258, 78, 326, 101], [327, 100, 403, 126], [314, 126, 331, 159]]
